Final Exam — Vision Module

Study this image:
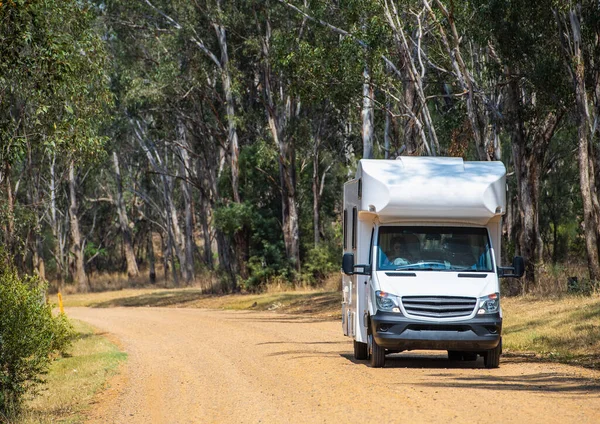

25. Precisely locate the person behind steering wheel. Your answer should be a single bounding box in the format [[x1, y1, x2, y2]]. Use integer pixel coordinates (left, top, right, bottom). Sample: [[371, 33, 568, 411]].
[[386, 235, 421, 266]]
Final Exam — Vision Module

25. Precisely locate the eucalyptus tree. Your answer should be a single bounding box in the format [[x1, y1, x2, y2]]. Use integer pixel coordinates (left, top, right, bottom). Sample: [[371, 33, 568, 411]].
[[0, 0, 111, 291], [466, 0, 570, 289], [556, 2, 600, 282]]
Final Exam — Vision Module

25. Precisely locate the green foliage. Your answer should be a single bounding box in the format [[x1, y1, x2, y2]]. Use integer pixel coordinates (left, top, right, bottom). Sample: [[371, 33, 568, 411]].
[[213, 202, 255, 236], [83, 241, 108, 260], [0, 249, 75, 417], [0, 201, 36, 256], [302, 244, 339, 285], [0, 0, 112, 163]]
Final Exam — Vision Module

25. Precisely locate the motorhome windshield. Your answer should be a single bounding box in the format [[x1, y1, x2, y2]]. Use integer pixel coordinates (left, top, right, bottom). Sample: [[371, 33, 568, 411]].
[[377, 226, 493, 272]]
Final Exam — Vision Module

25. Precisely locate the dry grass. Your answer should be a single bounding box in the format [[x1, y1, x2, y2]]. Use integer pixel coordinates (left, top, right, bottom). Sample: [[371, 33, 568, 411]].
[[50, 268, 223, 296], [532, 261, 596, 295], [16, 321, 126, 424], [61, 286, 341, 320], [502, 296, 600, 369]]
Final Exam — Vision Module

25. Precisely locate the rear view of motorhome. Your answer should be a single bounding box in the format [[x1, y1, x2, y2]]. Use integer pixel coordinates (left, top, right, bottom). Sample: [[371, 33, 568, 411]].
[[341, 157, 524, 368]]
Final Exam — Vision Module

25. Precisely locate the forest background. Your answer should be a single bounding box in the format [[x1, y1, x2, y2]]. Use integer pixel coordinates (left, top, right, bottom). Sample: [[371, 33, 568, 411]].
[[2, 0, 600, 296]]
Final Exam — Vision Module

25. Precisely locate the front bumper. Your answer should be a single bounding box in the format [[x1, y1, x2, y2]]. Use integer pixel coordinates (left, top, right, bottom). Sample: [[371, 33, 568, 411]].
[[370, 311, 501, 352]]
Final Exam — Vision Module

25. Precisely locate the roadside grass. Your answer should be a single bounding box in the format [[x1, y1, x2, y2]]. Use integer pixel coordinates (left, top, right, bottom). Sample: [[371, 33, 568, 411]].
[[62, 287, 600, 369], [62, 288, 342, 319], [17, 320, 126, 424], [502, 296, 600, 369]]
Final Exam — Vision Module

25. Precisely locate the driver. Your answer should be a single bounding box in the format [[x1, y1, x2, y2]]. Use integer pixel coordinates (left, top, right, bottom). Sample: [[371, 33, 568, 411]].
[[387, 235, 420, 266]]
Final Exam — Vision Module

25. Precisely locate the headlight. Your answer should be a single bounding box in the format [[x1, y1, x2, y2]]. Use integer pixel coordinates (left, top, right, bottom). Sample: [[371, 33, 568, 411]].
[[477, 293, 500, 315], [375, 291, 402, 313]]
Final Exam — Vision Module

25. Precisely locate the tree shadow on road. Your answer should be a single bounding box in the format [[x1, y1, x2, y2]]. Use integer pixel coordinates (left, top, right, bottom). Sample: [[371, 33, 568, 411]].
[[408, 372, 600, 394], [340, 352, 485, 369], [338, 353, 600, 393], [89, 290, 207, 308]]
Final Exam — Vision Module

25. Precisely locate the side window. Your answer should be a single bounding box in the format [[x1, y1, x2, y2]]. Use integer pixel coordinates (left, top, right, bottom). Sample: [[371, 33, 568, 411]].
[[368, 228, 374, 265], [358, 179, 362, 200], [343, 209, 348, 250], [352, 207, 357, 250]]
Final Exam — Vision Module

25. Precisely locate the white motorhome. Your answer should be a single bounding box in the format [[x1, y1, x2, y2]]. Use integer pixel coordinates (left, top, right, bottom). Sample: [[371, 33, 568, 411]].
[[341, 157, 524, 368]]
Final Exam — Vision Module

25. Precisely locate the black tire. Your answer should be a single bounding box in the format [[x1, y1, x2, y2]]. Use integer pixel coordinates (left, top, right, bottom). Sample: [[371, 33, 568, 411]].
[[369, 334, 386, 368], [354, 340, 368, 360], [447, 350, 463, 361], [484, 339, 502, 368]]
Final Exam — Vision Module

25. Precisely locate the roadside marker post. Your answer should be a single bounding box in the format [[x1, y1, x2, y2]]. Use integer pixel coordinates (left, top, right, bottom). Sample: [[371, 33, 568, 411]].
[[58, 292, 65, 314]]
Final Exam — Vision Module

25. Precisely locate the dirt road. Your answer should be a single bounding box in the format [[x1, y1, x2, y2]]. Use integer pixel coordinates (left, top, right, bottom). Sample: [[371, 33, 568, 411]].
[[67, 307, 600, 424]]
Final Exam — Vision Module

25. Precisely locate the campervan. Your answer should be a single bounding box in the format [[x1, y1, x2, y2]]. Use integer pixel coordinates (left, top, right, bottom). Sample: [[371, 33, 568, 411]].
[[341, 157, 524, 368]]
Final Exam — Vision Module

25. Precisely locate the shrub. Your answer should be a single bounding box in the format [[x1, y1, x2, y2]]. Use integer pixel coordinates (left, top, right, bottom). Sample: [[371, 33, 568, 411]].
[[0, 249, 75, 418], [303, 244, 339, 285]]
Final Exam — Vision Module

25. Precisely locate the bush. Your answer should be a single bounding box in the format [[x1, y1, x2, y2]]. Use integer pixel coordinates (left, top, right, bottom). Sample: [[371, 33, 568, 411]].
[[303, 244, 339, 285], [0, 249, 75, 418]]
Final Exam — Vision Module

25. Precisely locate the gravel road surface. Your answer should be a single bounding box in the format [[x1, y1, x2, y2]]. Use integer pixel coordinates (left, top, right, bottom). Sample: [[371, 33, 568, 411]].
[[67, 307, 600, 424]]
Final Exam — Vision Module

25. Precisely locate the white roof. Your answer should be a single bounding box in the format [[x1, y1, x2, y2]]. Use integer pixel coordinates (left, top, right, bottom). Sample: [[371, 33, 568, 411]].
[[355, 157, 506, 225]]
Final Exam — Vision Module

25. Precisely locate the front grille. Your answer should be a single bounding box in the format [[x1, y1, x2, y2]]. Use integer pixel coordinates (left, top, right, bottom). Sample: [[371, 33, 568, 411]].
[[401, 296, 477, 318]]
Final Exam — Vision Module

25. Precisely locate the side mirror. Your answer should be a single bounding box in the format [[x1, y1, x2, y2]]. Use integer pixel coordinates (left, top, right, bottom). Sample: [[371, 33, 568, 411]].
[[498, 256, 525, 278], [342, 252, 372, 276], [342, 253, 355, 275], [512, 256, 525, 278]]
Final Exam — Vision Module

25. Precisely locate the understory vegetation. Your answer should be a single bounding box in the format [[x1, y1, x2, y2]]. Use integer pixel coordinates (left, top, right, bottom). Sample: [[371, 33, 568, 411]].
[[18, 320, 126, 424], [0, 249, 75, 420]]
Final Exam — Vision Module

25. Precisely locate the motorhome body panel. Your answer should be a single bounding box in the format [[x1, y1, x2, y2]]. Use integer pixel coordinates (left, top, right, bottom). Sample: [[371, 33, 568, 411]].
[[341, 180, 371, 343], [357, 157, 506, 225]]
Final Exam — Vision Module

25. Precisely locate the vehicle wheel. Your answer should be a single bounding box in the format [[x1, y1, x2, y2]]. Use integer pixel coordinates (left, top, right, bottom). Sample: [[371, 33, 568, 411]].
[[462, 352, 478, 361], [368, 333, 386, 368], [484, 339, 502, 368], [447, 350, 463, 361], [354, 340, 368, 360]]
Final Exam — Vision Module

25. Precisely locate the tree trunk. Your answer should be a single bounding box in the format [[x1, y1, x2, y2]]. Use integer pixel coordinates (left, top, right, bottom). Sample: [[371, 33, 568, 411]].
[[511, 144, 542, 292], [313, 139, 320, 247], [178, 126, 196, 284], [506, 73, 541, 292], [362, 65, 374, 159], [384, 92, 392, 159], [50, 154, 66, 287], [164, 179, 180, 286], [570, 9, 600, 281], [68, 160, 89, 292], [192, 130, 235, 287], [147, 224, 156, 284], [262, 25, 301, 273], [112, 152, 139, 279], [26, 150, 46, 280], [134, 121, 185, 285], [214, 19, 241, 205], [3, 163, 14, 254], [403, 78, 420, 155], [557, 7, 600, 282], [198, 184, 214, 270], [428, 0, 495, 161], [384, 0, 438, 156]]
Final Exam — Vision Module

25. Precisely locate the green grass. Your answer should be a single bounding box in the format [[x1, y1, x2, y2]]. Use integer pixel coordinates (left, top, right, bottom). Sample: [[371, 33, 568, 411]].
[[17, 320, 127, 424]]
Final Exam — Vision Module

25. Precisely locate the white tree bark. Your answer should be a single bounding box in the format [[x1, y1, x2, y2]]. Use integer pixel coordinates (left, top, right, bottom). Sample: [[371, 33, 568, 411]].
[[68, 160, 89, 292], [362, 66, 374, 159], [113, 151, 139, 279]]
